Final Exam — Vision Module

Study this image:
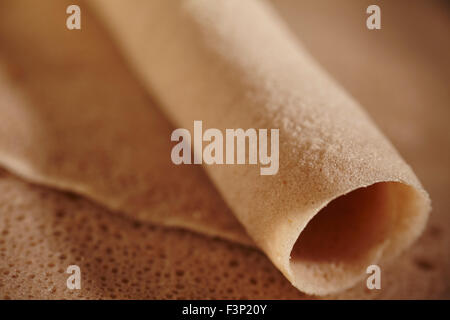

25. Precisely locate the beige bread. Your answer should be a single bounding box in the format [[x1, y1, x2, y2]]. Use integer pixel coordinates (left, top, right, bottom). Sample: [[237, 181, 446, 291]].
[[91, 0, 431, 294], [0, 0, 251, 245], [0, 0, 447, 298], [0, 170, 446, 299], [272, 0, 450, 298]]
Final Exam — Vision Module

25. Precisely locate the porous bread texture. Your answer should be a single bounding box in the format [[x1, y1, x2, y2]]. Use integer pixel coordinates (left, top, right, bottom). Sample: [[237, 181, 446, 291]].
[[92, 0, 431, 294], [0, 170, 302, 299], [0, 171, 445, 299]]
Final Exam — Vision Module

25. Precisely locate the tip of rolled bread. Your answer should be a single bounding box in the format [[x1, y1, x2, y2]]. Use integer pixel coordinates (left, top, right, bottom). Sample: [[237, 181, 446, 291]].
[[288, 181, 430, 295]]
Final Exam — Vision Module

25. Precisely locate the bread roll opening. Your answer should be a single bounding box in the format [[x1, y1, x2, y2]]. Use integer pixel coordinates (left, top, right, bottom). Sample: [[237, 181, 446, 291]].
[[290, 182, 426, 294]]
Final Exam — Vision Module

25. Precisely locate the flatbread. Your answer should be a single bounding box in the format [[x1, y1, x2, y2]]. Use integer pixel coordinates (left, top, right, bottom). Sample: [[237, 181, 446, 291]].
[[0, 169, 302, 299], [0, 0, 448, 298], [0, 0, 251, 245], [91, 0, 431, 295], [272, 0, 450, 298], [0, 169, 446, 299]]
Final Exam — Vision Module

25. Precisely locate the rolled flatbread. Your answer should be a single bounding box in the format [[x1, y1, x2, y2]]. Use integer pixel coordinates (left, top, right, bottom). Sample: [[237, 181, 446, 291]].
[[90, 0, 431, 294], [0, 0, 433, 296]]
